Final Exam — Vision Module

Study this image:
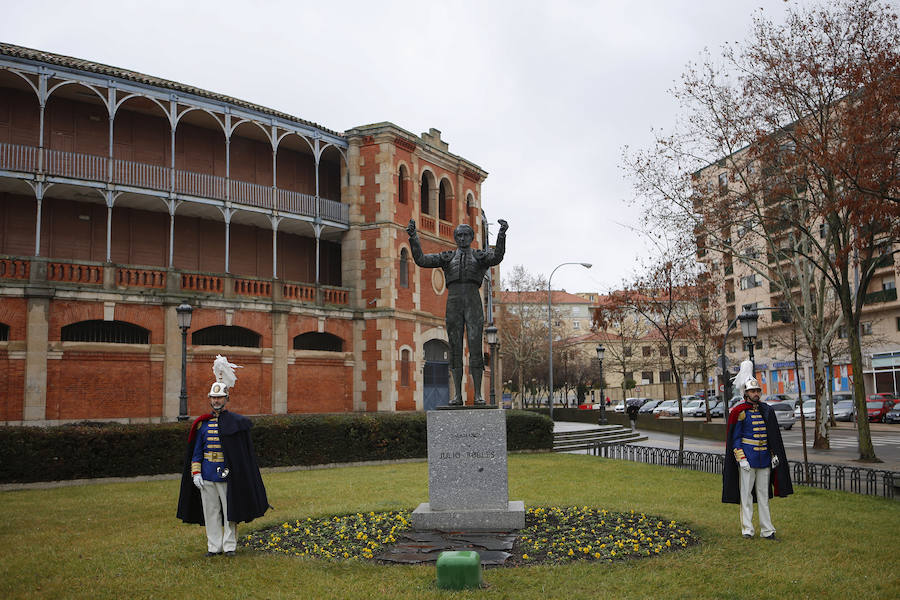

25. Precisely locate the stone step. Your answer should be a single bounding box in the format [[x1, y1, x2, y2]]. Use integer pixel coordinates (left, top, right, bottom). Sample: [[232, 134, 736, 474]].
[[552, 427, 647, 452]]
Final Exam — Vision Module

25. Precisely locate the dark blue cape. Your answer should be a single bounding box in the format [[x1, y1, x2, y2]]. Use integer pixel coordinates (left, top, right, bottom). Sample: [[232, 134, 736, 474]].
[[176, 410, 270, 524]]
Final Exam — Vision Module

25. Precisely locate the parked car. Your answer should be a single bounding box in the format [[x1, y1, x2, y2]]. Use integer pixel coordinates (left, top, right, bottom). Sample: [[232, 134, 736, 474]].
[[638, 399, 663, 414], [831, 392, 853, 405], [653, 400, 677, 417], [866, 399, 896, 422], [794, 400, 817, 420], [833, 400, 855, 422], [577, 403, 603, 410], [710, 400, 726, 418], [612, 400, 626, 413], [764, 394, 793, 405], [683, 399, 705, 417], [868, 392, 898, 402], [766, 401, 796, 430], [884, 403, 900, 424], [689, 399, 722, 418]]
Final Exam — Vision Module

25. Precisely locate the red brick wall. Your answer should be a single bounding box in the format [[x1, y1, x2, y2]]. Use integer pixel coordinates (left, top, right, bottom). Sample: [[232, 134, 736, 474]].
[[395, 319, 416, 411], [0, 297, 26, 422], [0, 349, 25, 422], [189, 353, 271, 416], [287, 358, 352, 412], [46, 351, 163, 420]]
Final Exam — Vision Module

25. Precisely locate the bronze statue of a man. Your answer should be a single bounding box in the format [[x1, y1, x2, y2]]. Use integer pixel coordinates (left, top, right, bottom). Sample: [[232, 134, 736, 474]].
[[406, 219, 508, 405]]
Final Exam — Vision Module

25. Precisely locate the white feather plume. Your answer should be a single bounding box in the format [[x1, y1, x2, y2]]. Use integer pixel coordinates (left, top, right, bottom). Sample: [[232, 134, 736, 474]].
[[212, 354, 242, 389], [731, 360, 754, 397]]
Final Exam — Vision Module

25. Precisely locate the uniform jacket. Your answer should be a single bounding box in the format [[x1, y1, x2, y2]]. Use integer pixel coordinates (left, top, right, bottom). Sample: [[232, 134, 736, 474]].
[[722, 400, 793, 504], [409, 231, 506, 287], [176, 410, 270, 524]]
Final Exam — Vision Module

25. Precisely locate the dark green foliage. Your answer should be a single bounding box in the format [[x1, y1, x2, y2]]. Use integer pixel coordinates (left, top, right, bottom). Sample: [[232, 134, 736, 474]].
[[0, 411, 552, 483]]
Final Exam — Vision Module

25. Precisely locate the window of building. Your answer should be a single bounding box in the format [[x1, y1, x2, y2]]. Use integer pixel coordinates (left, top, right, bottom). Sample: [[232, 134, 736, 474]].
[[718, 172, 728, 192], [739, 274, 761, 290], [420, 172, 431, 214], [755, 340, 763, 350], [883, 277, 896, 290], [641, 371, 654, 385], [293, 332, 344, 352], [819, 223, 827, 239], [399, 248, 409, 288], [862, 322, 873, 336], [193, 325, 260, 348], [624, 346, 632, 357], [642, 346, 652, 357], [838, 326, 848, 339], [398, 165, 409, 204], [679, 346, 687, 357], [0, 322, 9, 342], [400, 349, 411, 386], [61, 320, 149, 344], [896, 316, 900, 331], [572, 321, 580, 330], [660, 370, 671, 383], [438, 179, 452, 221]]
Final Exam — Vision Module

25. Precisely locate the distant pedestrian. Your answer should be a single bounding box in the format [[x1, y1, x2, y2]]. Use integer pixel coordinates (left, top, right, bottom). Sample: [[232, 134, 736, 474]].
[[626, 401, 639, 430], [722, 360, 792, 540], [177, 355, 270, 556]]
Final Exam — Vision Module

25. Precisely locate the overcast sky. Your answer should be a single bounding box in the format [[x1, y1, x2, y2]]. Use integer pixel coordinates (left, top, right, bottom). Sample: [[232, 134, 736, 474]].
[[1, 0, 803, 293]]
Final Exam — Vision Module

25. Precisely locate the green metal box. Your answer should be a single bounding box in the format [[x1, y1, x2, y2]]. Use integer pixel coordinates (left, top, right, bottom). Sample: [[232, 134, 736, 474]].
[[436, 550, 482, 590]]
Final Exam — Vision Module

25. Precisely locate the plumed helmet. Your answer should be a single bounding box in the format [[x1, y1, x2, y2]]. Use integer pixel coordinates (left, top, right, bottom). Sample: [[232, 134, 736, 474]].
[[744, 377, 762, 392], [208, 381, 229, 397]]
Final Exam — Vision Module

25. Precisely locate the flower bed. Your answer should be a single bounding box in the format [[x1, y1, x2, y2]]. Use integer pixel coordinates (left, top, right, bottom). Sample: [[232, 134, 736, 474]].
[[244, 506, 698, 566]]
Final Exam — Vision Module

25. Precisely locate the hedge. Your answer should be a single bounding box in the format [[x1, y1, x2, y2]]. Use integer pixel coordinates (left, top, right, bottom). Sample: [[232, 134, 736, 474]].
[[0, 410, 552, 484]]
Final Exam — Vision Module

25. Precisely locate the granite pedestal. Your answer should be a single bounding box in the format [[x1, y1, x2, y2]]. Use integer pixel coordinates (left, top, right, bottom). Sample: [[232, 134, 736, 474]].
[[411, 408, 525, 531]]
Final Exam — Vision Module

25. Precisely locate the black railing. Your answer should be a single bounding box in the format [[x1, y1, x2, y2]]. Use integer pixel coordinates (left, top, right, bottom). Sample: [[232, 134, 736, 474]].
[[593, 444, 897, 499], [863, 287, 897, 305]]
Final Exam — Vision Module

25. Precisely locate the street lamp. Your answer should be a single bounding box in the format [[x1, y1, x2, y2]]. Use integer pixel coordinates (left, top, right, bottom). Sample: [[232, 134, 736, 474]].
[[548, 261, 592, 421], [596, 343, 607, 425], [738, 308, 759, 371], [176, 302, 193, 422], [485, 324, 499, 406]]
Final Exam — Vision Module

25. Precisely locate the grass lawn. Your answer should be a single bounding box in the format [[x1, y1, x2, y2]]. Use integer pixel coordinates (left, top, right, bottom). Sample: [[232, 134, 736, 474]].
[[1, 453, 896, 599]]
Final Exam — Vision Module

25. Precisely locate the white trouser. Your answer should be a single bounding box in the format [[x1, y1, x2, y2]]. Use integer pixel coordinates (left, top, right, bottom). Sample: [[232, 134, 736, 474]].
[[739, 466, 774, 537], [200, 481, 237, 553]]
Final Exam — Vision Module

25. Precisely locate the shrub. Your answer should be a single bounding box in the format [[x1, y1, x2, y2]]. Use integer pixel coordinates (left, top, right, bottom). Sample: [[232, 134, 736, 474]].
[[0, 410, 552, 483]]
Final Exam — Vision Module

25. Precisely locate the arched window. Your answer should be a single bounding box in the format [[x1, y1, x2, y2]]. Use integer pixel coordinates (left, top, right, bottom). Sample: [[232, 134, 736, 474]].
[[439, 179, 452, 221], [61, 320, 149, 344], [399, 248, 409, 288], [420, 172, 431, 215], [398, 165, 409, 204], [293, 332, 344, 352], [0, 322, 9, 342], [401, 348, 411, 387], [192, 325, 260, 348]]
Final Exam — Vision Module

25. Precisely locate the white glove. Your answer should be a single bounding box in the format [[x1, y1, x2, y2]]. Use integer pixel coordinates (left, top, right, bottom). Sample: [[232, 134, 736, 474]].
[[739, 459, 751, 472], [192, 474, 204, 489], [771, 455, 780, 469]]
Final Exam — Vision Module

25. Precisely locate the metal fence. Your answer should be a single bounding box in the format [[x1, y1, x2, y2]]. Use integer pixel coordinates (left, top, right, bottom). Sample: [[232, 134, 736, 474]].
[[594, 443, 897, 499]]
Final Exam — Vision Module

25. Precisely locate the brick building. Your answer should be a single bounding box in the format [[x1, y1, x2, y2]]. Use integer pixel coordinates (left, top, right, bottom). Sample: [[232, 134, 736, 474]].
[[0, 44, 493, 423]]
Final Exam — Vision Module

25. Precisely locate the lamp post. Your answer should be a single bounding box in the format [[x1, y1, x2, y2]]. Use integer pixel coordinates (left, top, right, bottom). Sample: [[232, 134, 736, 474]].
[[176, 302, 193, 422], [596, 343, 607, 425], [485, 324, 499, 406], [738, 308, 759, 371], [548, 261, 592, 421]]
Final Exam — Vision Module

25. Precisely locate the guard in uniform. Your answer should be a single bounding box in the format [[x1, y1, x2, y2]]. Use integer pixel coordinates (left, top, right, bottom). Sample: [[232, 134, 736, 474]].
[[177, 356, 270, 556], [407, 219, 507, 405], [722, 360, 792, 539]]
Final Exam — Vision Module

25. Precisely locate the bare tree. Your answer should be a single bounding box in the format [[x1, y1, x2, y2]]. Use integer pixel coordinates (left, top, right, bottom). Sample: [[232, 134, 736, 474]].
[[623, 0, 900, 461]]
